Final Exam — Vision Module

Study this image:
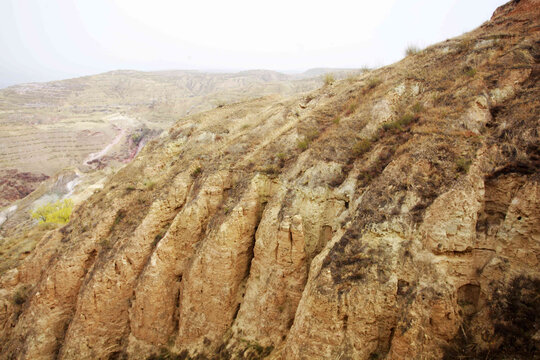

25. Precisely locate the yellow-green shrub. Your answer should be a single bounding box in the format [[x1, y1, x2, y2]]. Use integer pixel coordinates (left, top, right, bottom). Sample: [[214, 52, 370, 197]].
[[31, 199, 73, 224]]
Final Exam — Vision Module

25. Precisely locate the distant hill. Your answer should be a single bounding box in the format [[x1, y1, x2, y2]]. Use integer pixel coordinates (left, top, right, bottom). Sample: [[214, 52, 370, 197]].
[[0, 69, 341, 206]]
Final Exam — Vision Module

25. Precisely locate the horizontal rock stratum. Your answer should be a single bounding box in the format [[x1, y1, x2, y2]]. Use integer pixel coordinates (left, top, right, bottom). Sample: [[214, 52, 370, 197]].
[[0, 1, 539, 359]]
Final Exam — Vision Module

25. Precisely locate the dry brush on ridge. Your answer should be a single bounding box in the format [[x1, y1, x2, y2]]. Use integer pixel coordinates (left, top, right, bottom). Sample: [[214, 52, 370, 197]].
[[0, 0, 539, 359]]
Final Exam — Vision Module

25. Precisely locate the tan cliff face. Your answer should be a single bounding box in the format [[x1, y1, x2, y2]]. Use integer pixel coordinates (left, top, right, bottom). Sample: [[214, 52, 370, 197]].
[[0, 1, 539, 359]]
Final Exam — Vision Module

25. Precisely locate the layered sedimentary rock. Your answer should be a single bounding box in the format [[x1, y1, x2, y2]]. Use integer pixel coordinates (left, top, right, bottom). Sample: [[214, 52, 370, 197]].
[[0, 1, 539, 359]]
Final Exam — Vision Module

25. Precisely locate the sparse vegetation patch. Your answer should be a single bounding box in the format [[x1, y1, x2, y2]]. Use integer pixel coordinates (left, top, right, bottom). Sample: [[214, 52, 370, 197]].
[[353, 139, 372, 156], [260, 165, 279, 177], [297, 138, 310, 151], [12, 285, 30, 305], [455, 158, 472, 173], [276, 152, 287, 167], [144, 180, 156, 190], [191, 166, 202, 178], [343, 97, 359, 115], [405, 45, 421, 56], [367, 77, 382, 89], [381, 113, 418, 132], [324, 73, 335, 86], [412, 102, 424, 114], [457, 38, 473, 53], [463, 66, 477, 77]]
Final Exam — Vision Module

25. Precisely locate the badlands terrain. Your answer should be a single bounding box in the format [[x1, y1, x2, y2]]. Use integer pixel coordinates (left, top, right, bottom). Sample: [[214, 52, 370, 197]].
[[0, 0, 539, 359]]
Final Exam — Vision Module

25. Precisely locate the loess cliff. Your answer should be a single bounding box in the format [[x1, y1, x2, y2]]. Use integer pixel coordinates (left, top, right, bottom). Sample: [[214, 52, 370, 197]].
[[0, 1, 539, 359]]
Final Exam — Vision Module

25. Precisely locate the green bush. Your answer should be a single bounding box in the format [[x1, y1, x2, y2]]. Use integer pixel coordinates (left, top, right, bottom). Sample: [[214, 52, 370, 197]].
[[31, 199, 73, 224]]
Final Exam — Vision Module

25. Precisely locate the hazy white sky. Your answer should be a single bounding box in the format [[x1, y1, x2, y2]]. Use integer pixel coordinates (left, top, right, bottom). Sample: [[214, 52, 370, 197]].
[[0, 0, 508, 88]]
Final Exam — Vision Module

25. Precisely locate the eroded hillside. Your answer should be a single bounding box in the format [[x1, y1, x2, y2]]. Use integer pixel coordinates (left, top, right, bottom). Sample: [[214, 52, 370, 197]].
[[0, 1, 538, 359], [0, 69, 349, 207]]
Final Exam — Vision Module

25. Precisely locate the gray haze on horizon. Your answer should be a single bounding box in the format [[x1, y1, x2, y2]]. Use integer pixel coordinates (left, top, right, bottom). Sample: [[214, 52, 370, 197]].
[[0, 0, 508, 89]]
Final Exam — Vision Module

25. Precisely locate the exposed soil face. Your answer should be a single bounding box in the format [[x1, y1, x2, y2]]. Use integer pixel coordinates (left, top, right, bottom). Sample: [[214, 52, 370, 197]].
[[0, 1, 538, 359], [0, 169, 49, 207]]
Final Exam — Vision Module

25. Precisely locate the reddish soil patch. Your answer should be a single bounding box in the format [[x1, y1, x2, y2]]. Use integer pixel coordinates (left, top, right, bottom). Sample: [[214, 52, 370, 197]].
[[0, 169, 49, 207]]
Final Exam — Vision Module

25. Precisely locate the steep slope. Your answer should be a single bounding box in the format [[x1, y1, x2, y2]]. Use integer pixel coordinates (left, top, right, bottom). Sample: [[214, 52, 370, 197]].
[[0, 69, 353, 207], [0, 1, 538, 359]]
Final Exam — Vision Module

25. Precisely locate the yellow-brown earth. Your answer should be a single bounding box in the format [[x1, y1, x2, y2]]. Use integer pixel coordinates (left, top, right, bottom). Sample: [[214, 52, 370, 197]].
[[0, 1, 538, 359]]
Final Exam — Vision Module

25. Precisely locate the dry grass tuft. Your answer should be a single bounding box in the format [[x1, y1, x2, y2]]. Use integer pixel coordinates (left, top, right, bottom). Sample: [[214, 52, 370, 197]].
[[324, 73, 335, 86], [405, 45, 421, 56]]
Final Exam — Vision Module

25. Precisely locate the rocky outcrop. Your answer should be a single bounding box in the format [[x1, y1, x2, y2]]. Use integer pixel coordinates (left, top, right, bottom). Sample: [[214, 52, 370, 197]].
[[0, 169, 49, 207], [0, 1, 538, 359], [128, 171, 231, 351]]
